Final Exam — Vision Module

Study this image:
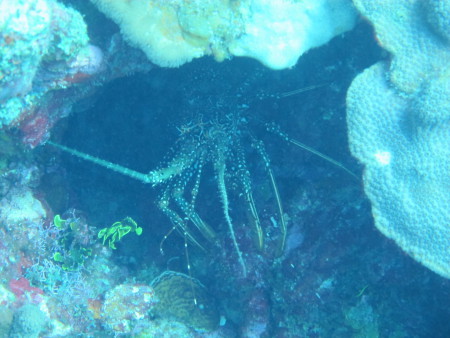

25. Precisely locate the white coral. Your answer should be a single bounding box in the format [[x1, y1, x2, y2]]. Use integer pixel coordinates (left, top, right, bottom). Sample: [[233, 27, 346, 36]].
[[347, 0, 450, 278]]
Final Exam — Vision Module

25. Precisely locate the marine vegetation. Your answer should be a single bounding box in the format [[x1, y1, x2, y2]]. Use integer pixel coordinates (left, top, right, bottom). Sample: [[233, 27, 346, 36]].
[[98, 216, 143, 249], [50, 213, 94, 271]]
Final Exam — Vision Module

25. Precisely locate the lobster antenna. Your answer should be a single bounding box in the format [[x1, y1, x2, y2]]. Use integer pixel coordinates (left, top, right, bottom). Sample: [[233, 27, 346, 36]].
[[266, 125, 358, 179], [47, 141, 153, 183]]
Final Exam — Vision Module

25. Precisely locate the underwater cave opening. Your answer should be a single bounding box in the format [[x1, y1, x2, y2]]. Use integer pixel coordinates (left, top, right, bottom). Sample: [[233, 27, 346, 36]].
[[22, 17, 450, 336], [43, 22, 380, 279]]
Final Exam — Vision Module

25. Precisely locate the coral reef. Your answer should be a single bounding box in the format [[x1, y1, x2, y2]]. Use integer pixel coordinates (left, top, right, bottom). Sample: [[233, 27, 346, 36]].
[[229, 0, 357, 69], [90, 0, 240, 67], [0, 0, 449, 336], [347, 0, 450, 278], [425, 0, 450, 43], [151, 271, 220, 332], [9, 304, 47, 338], [0, 0, 90, 134], [90, 0, 356, 69], [351, 0, 450, 93], [9, 304, 46, 338], [100, 283, 157, 333], [0, 0, 152, 147], [133, 319, 197, 337]]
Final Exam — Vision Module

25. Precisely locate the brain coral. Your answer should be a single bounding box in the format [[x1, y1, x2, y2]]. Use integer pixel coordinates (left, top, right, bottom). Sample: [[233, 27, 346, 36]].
[[151, 271, 219, 332]]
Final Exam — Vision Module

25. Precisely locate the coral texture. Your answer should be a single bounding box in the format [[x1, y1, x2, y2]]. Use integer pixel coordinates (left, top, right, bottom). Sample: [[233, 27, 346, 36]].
[[352, 0, 450, 93], [0, 0, 153, 147], [347, 0, 450, 278], [151, 271, 220, 332], [90, 0, 356, 69], [0, 0, 89, 111], [229, 0, 356, 69]]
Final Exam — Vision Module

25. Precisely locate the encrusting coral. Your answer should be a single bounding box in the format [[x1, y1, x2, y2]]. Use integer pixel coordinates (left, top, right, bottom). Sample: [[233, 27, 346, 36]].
[[89, 0, 356, 69], [347, 0, 450, 278]]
